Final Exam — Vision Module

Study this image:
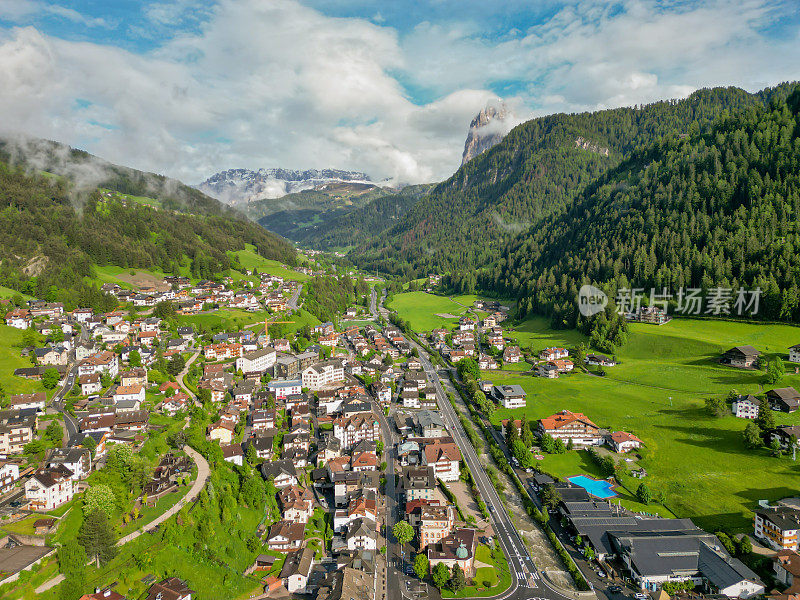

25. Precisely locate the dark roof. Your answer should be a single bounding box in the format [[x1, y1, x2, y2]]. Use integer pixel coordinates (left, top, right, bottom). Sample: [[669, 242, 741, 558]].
[[725, 345, 760, 357], [260, 459, 297, 481]]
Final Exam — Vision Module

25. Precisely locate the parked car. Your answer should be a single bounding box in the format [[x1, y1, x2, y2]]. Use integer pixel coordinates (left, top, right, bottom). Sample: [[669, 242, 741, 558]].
[[634, 593, 648, 599]]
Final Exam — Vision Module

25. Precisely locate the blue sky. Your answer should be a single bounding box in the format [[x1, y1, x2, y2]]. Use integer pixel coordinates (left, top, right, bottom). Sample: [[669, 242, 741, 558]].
[[0, 0, 799, 185]]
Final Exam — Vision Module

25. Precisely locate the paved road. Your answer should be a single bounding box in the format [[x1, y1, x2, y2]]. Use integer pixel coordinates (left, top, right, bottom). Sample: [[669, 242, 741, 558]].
[[376, 290, 585, 600], [34, 446, 210, 595], [288, 283, 303, 310], [116, 445, 209, 545], [176, 350, 201, 400]]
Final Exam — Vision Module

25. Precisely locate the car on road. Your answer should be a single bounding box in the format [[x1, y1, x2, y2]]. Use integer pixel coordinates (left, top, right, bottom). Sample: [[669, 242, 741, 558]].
[[634, 593, 648, 599], [607, 585, 622, 593], [9, 500, 22, 507]]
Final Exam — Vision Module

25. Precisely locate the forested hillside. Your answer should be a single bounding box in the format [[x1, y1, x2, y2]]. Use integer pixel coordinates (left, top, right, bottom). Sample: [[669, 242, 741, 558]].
[[481, 88, 800, 325], [0, 161, 296, 309], [0, 136, 236, 218], [303, 184, 433, 249], [354, 84, 799, 279]]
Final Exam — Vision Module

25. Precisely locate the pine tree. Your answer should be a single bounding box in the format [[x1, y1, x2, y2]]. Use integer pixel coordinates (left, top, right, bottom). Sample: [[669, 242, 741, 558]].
[[78, 509, 117, 566]]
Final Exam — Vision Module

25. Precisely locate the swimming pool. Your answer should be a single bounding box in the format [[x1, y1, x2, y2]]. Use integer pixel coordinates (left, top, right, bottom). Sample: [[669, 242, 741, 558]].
[[567, 475, 618, 499]]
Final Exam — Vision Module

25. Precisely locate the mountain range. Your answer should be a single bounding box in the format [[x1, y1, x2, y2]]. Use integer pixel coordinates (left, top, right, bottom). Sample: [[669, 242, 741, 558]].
[[197, 167, 374, 205]]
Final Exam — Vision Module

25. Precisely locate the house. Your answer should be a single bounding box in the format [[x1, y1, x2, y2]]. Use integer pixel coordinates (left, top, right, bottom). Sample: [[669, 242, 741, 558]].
[[221, 443, 244, 466], [773, 550, 800, 593], [540, 347, 569, 361], [333, 413, 381, 449], [9, 392, 46, 412], [278, 485, 315, 523], [732, 394, 761, 419], [346, 517, 377, 551], [721, 346, 761, 368], [260, 459, 299, 488], [771, 426, 800, 451], [79, 373, 102, 396], [248, 431, 277, 460], [536, 363, 560, 379], [78, 351, 119, 378], [503, 346, 521, 363], [417, 410, 447, 438], [46, 447, 91, 480], [478, 355, 498, 370], [0, 461, 20, 494], [428, 528, 477, 577], [401, 466, 436, 501], [267, 520, 305, 552], [787, 345, 800, 365], [78, 590, 129, 600], [120, 367, 147, 387], [608, 431, 643, 453], [252, 409, 276, 432], [423, 438, 461, 481], [369, 382, 391, 404], [145, 577, 194, 600], [113, 384, 145, 407], [334, 493, 378, 532], [25, 466, 75, 510], [491, 385, 527, 409], [5, 308, 30, 329], [754, 506, 800, 551], [586, 353, 617, 367], [768, 388, 800, 413], [538, 410, 603, 448], [280, 547, 315, 594], [207, 420, 235, 444]]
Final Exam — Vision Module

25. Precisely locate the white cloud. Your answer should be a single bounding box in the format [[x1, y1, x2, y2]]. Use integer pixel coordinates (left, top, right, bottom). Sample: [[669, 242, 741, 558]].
[[0, 0, 110, 28], [0, 0, 798, 187]]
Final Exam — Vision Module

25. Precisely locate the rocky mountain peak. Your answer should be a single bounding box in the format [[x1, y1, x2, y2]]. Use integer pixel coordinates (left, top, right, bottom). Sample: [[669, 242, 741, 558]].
[[461, 102, 513, 166]]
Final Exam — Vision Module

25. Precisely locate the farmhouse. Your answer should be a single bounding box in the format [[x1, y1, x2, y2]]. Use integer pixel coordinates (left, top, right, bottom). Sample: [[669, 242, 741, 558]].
[[790, 345, 800, 364], [721, 346, 760, 368], [768, 388, 800, 413]]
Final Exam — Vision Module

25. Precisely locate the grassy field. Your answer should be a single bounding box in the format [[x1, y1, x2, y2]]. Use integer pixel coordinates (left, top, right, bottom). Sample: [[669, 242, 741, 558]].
[[231, 244, 309, 282], [0, 325, 48, 397], [388, 292, 472, 331], [483, 318, 800, 533], [0, 286, 33, 300], [388, 291, 514, 332]]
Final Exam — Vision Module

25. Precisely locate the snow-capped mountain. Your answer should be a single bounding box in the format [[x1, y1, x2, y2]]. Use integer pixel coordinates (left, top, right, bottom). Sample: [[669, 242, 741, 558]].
[[197, 168, 373, 205]]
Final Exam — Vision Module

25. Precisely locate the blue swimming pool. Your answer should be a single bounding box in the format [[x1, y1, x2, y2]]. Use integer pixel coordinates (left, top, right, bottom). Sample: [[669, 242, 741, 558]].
[[567, 475, 618, 499]]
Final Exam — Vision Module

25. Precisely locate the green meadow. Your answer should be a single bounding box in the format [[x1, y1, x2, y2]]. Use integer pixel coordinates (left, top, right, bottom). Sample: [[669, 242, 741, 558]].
[[0, 325, 49, 397], [489, 318, 800, 532], [397, 292, 800, 533], [388, 291, 512, 331], [231, 244, 310, 282]]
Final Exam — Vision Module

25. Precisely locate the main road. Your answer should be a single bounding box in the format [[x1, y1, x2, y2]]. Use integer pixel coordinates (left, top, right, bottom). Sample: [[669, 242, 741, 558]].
[[374, 287, 586, 600]]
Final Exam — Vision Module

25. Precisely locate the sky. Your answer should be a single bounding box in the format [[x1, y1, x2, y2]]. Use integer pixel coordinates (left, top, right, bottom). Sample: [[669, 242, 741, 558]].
[[0, 0, 799, 186]]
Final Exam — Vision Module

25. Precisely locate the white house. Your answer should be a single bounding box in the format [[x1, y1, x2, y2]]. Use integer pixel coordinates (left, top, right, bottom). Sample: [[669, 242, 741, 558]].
[[268, 380, 302, 400], [732, 394, 760, 419], [608, 431, 644, 453], [790, 344, 800, 364], [25, 466, 75, 510]]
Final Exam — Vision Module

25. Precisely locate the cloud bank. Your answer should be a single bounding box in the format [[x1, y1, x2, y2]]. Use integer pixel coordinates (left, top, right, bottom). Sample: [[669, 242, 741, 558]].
[[0, 0, 798, 185]]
